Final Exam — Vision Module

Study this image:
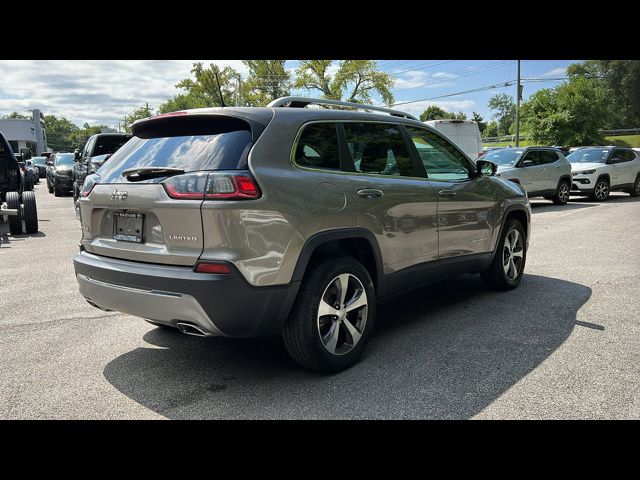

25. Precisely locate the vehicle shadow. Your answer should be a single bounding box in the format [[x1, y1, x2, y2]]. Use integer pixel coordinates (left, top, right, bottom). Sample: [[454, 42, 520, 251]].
[[103, 273, 592, 419], [531, 193, 638, 213], [0, 222, 46, 245]]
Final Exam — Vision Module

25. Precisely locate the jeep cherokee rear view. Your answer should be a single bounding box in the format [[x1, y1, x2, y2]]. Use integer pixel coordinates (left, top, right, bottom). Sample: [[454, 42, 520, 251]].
[[74, 97, 531, 372]]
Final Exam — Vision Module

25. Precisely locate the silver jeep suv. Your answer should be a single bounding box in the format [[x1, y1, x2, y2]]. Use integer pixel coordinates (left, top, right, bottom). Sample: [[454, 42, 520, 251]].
[[73, 97, 531, 372]]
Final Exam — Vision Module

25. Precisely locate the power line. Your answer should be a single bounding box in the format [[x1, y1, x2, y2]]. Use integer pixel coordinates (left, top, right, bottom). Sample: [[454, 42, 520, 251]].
[[392, 79, 517, 106]]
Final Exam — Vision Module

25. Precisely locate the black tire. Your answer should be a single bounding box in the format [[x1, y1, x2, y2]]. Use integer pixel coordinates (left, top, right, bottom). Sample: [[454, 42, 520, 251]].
[[54, 185, 61, 197], [590, 177, 610, 201], [282, 255, 376, 373], [22, 190, 38, 234], [6, 191, 23, 235], [629, 174, 640, 197], [552, 179, 570, 205], [48, 182, 53, 194], [25, 179, 34, 191], [481, 218, 526, 291], [72, 182, 79, 203]]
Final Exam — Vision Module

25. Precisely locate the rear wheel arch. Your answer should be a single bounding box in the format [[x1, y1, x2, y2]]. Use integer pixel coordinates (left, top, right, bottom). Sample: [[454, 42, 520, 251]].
[[291, 229, 385, 296]]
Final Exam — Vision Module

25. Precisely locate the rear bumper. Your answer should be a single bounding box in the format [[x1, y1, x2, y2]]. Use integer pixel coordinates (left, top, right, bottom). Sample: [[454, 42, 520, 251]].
[[73, 251, 299, 337]]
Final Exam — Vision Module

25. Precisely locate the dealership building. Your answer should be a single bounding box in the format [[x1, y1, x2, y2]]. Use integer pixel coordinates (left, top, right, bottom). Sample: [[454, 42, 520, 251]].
[[0, 109, 49, 155]]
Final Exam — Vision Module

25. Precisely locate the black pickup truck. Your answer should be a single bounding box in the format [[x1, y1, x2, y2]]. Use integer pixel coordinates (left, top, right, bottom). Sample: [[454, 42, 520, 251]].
[[72, 133, 131, 202]]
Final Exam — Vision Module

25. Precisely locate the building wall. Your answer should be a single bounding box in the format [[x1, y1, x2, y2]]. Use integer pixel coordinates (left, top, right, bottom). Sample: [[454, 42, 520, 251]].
[[0, 109, 47, 154]]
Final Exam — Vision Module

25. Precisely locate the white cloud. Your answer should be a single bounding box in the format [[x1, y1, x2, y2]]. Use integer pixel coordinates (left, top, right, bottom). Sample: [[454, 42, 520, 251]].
[[542, 67, 567, 77], [394, 70, 456, 90], [0, 60, 249, 128]]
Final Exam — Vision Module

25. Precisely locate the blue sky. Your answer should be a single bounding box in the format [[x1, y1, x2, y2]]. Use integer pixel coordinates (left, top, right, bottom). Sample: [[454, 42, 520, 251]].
[[0, 60, 577, 128]]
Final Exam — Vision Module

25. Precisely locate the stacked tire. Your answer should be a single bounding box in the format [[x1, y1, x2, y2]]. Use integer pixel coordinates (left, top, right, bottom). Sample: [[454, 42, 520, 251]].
[[5, 191, 38, 235]]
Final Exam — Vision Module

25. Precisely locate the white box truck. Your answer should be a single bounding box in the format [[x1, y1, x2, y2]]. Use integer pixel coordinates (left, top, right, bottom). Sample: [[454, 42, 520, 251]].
[[424, 119, 483, 161]]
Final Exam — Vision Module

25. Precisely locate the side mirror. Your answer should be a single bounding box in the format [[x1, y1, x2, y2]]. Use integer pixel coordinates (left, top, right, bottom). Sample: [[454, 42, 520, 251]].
[[521, 159, 535, 167], [74, 151, 81, 160], [46, 161, 53, 166], [476, 159, 497, 177]]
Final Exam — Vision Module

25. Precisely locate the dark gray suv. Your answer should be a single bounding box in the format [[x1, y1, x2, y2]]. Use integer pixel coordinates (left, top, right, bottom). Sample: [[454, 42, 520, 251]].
[[73, 97, 531, 372]]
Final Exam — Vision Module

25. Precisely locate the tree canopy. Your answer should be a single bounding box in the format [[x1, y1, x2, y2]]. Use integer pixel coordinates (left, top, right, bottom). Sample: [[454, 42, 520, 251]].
[[294, 60, 394, 105]]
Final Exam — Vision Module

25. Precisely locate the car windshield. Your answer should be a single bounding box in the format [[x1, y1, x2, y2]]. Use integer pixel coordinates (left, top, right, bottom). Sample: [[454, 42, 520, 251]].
[[567, 149, 609, 163], [32, 157, 46, 165], [482, 149, 523, 165], [55, 154, 74, 166]]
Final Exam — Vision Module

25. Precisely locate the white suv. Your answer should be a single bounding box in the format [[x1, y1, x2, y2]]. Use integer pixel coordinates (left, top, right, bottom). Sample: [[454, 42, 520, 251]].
[[481, 147, 573, 204], [567, 147, 640, 200]]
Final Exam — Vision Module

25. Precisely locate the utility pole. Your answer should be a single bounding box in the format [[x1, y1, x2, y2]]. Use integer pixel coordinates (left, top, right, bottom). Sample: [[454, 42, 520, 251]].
[[515, 59, 521, 147]]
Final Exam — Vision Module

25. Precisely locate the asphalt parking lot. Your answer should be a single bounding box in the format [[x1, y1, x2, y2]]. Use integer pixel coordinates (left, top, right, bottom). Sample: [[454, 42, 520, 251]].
[[1, 184, 639, 419]]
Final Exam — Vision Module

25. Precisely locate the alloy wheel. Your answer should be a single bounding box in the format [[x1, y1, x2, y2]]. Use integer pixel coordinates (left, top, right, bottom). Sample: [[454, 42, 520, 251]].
[[317, 273, 368, 355], [594, 181, 609, 200], [502, 228, 524, 281], [559, 183, 569, 203]]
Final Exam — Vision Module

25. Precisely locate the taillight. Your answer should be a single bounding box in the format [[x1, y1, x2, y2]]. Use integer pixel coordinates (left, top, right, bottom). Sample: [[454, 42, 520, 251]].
[[162, 172, 209, 200], [80, 175, 98, 197], [163, 171, 261, 200], [194, 262, 231, 274]]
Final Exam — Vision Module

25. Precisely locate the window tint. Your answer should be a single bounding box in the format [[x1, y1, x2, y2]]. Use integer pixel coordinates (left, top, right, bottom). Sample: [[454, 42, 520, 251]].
[[343, 123, 415, 177], [537, 150, 559, 165], [294, 123, 340, 170], [93, 136, 131, 157], [622, 150, 637, 162], [521, 150, 542, 166], [405, 126, 472, 181], [97, 129, 253, 184]]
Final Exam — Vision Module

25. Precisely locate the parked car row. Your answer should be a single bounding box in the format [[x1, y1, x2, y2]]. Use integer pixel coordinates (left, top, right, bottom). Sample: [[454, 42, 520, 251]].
[[480, 145, 640, 202]]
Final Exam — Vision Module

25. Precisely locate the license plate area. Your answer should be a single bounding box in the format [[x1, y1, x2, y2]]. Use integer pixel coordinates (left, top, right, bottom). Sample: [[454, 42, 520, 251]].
[[113, 212, 144, 243]]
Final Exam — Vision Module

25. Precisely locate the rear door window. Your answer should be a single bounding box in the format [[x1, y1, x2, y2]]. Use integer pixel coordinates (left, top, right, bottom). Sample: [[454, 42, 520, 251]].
[[93, 136, 131, 157], [293, 123, 340, 170], [343, 122, 416, 177], [539, 150, 559, 164], [96, 116, 254, 184]]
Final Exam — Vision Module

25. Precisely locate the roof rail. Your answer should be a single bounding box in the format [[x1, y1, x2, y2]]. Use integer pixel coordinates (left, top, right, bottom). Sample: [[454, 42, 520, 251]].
[[267, 96, 420, 121]]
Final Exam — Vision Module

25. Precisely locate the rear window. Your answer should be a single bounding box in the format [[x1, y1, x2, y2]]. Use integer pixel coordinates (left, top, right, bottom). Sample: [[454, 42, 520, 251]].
[[93, 136, 130, 157], [97, 117, 253, 184]]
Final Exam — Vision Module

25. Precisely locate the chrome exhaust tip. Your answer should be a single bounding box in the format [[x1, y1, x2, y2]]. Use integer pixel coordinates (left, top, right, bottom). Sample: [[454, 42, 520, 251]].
[[176, 322, 207, 337]]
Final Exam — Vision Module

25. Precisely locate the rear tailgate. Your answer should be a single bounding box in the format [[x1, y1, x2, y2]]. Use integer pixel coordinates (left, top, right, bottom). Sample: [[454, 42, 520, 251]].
[[80, 183, 205, 266], [78, 111, 270, 267]]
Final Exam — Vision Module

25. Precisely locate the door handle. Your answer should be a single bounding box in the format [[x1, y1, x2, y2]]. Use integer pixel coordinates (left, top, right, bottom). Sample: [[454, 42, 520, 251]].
[[438, 189, 456, 196], [357, 189, 383, 199]]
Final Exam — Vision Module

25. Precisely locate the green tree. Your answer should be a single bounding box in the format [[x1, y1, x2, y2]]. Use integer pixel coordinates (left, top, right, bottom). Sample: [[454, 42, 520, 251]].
[[2, 111, 31, 119], [241, 60, 291, 106], [484, 121, 498, 137], [567, 60, 640, 128], [488, 93, 516, 136], [419, 105, 467, 121], [123, 102, 154, 133], [43, 115, 80, 151], [472, 112, 486, 133], [159, 62, 241, 113], [295, 60, 394, 105], [521, 76, 609, 145]]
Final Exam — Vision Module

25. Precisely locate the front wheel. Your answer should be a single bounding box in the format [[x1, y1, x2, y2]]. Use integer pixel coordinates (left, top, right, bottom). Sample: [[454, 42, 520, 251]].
[[629, 174, 640, 197], [552, 180, 570, 205], [282, 255, 376, 373], [72, 182, 79, 203], [591, 178, 610, 201], [481, 218, 526, 291]]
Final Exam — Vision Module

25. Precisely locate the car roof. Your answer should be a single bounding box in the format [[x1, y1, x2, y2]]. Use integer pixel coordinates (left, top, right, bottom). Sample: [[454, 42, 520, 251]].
[[133, 106, 428, 130]]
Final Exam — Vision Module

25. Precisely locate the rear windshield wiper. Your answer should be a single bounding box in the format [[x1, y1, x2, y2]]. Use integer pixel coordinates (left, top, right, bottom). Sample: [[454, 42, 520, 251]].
[[122, 167, 185, 181]]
